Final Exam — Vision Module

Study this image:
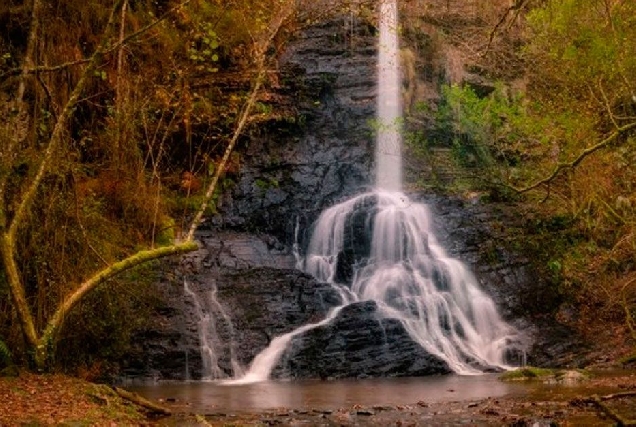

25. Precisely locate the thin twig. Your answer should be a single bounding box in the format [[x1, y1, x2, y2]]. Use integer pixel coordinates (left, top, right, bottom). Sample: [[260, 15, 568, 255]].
[[598, 77, 620, 129], [0, 0, 195, 81], [484, 0, 531, 54]]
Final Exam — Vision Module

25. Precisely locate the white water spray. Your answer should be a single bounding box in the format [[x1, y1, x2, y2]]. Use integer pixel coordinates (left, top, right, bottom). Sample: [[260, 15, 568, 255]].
[[228, 0, 520, 383], [303, 191, 518, 374]]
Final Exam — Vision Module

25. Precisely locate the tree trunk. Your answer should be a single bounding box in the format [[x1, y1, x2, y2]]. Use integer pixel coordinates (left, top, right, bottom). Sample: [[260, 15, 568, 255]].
[[0, 235, 38, 355]]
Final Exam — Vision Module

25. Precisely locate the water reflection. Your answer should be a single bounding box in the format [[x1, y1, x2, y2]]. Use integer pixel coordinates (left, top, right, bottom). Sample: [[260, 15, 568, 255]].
[[128, 375, 525, 413]]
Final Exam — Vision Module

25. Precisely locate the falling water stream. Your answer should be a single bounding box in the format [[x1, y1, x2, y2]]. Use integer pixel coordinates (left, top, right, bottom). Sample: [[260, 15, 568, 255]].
[[225, 0, 520, 384], [184, 280, 244, 380]]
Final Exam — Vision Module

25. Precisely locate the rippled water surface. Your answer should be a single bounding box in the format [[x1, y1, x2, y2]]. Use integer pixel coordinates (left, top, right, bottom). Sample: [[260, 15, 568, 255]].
[[128, 375, 527, 413]]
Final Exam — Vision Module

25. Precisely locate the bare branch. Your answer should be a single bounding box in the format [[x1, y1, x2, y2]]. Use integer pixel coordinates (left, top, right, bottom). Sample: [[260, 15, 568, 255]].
[[512, 121, 636, 193], [598, 77, 620, 129], [186, 2, 297, 241], [0, 0, 195, 81], [6, 0, 125, 243], [484, 0, 531, 54], [0, 0, 44, 216]]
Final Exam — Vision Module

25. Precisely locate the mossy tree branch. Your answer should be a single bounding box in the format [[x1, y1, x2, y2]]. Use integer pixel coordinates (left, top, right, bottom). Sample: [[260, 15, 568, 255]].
[[0, 0, 125, 368], [38, 241, 198, 365]]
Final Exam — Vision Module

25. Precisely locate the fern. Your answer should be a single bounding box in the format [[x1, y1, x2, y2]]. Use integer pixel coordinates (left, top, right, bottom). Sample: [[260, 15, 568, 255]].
[[0, 338, 13, 367]]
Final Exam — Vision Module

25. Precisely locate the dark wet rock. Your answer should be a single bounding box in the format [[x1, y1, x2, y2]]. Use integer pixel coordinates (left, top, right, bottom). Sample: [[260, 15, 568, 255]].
[[209, 267, 342, 374], [272, 301, 451, 379], [463, 73, 496, 98], [212, 17, 376, 244], [119, 232, 341, 381], [417, 193, 586, 367]]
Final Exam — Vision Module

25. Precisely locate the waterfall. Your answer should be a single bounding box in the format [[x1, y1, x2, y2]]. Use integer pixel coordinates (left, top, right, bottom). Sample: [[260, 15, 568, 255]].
[[376, 0, 402, 191], [226, 0, 520, 383], [303, 191, 518, 374], [184, 280, 244, 380]]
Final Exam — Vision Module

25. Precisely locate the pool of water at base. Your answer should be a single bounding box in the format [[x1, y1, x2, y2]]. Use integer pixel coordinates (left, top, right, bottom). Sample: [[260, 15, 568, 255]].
[[126, 374, 529, 413]]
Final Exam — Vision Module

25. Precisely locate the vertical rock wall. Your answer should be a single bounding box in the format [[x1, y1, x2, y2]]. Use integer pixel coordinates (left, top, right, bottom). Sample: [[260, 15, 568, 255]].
[[213, 18, 378, 243]]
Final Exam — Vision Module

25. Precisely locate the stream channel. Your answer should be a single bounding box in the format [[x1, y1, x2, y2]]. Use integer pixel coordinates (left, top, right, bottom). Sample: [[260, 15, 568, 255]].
[[124, 373, 632, 414], [123, 371, 636, 425], [127, 375, 522, 413]]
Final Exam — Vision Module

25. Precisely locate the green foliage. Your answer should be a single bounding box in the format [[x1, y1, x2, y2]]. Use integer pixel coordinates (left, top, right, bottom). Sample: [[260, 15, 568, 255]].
[[154, 216, 176, 247], [404, 82, 539, 195], [517, 0, 636, 338], [434, 83, 530, 168], [526, 0, 636, 93], [255, 102, 273, 115], [255, 177, 279, 191], [0, 338, 13, 367], [188, 21, 220, 73]]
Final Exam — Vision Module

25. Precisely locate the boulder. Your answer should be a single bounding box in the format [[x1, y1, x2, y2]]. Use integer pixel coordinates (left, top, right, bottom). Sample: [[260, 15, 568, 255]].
[[273, 301, 451, 379]]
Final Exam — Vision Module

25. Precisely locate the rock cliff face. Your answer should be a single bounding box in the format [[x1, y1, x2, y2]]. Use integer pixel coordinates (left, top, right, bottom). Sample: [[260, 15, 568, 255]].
[[119, 16, 583, 382], [273, 301, 451, 379], [212, 18, 377, 243]]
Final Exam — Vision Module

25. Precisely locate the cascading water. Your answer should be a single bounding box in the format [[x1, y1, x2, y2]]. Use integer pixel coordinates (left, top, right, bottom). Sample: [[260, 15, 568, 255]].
[[302, 191, 517, 374], [184, 280, 244, 380], [228, 0, 520, 383]]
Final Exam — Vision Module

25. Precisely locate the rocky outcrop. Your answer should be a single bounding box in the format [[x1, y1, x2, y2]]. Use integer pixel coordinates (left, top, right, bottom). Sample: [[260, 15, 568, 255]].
[[273, 301, 451, 379], [119, 232, 341, 381], [120, 230, 452, 381]]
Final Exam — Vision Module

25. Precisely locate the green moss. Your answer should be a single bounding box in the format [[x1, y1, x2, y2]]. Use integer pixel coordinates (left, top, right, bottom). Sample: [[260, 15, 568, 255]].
[[155, 216, 176, 246], [499, 367, 556, 381], [501, 367, 590, 383]]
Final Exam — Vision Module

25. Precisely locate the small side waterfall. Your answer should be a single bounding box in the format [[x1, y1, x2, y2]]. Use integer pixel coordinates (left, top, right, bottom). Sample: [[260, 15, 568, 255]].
[[184, 280, 244, 380], [225, 306, 346, 384], [222, 0, 521, 383]]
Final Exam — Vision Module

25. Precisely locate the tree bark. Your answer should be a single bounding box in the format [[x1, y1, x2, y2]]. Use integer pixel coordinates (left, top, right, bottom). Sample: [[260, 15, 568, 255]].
[[0, 235, 38, 353], [0, 0, 43, 225], [113, 387, 172, 415]]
